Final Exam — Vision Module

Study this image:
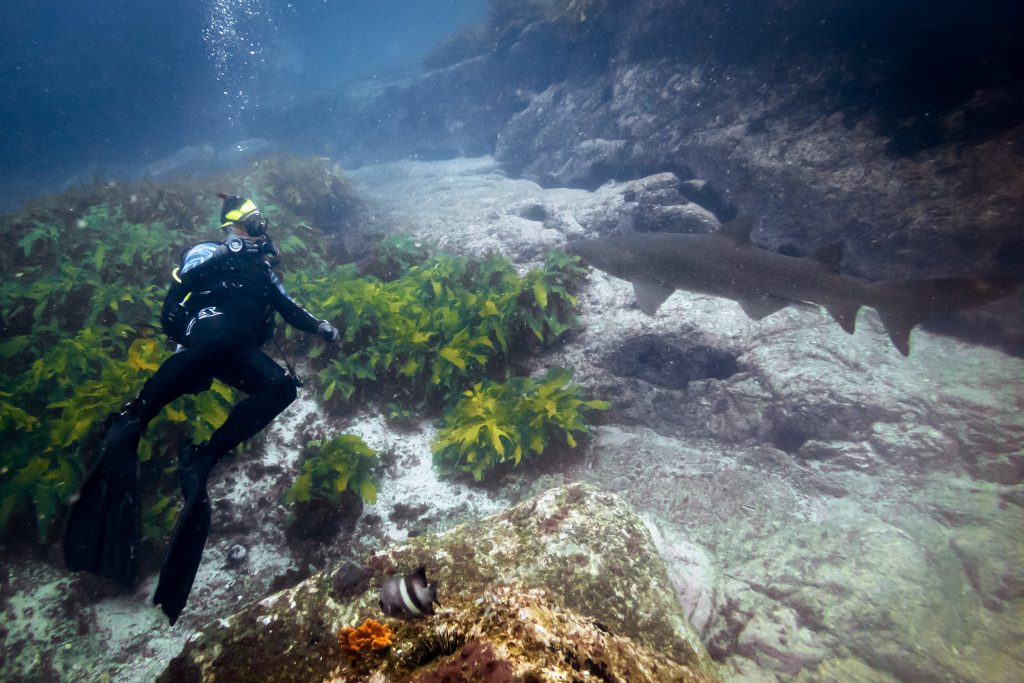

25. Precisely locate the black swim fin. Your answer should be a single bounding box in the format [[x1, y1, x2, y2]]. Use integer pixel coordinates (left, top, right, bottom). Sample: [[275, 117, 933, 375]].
[[153, 443, 218, 626], [63, 412, 143, 589]]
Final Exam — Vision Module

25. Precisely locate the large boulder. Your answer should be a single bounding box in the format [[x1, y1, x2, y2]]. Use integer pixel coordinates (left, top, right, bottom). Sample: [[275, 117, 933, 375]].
[[158, 484, 721, 682]]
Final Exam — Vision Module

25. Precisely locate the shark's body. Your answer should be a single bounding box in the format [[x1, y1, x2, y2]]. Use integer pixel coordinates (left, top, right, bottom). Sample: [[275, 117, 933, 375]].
[[567, 219, 1015, 355]]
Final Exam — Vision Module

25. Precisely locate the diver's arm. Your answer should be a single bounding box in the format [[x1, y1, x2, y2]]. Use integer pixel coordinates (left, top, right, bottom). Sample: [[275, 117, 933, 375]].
[[160, 275, 191, 345], [178, 242, 231, 284], [266, 269, 336, 339]]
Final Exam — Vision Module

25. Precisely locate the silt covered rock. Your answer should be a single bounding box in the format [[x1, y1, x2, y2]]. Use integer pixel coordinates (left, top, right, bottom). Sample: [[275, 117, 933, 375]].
[[158, 484, 721, 683]]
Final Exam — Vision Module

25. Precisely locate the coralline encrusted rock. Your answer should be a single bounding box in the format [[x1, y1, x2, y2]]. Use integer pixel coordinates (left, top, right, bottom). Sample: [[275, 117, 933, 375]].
[[326, 585, 706, 682], [158, 483, 721, 682]]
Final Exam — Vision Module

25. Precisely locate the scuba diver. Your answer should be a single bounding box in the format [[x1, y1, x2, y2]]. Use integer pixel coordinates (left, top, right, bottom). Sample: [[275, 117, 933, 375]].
[[63, 194, 339, 625]]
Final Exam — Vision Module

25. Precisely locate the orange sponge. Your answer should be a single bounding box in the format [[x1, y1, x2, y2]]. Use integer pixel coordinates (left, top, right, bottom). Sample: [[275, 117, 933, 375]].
[[338, 618, 394, 655]]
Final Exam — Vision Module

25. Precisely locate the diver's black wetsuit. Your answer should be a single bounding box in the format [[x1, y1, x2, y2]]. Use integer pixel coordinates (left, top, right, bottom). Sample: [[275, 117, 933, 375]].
[[129, 239, 321, 453], [64, 209, 338, 626]]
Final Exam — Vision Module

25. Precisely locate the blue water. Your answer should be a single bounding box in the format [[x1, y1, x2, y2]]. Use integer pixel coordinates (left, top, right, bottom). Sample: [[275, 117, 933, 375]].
[[0, 0, 486, 207], [1, 1, 1021, 681]]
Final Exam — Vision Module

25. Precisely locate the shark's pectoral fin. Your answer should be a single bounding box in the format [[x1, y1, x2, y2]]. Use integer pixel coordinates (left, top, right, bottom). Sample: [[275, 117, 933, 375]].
[[633, 280, 675, 315], [737, 295, 790, 320], [826, 304, 860, 334], [877, 308, 914, 357]]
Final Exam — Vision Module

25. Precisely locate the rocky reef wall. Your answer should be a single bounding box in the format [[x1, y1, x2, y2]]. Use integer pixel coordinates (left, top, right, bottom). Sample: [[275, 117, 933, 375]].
[[259, 0, 1023, 287]]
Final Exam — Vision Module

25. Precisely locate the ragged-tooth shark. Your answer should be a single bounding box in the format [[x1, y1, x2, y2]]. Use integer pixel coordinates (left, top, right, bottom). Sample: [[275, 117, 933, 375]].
[[566, 218, 1016, 356]]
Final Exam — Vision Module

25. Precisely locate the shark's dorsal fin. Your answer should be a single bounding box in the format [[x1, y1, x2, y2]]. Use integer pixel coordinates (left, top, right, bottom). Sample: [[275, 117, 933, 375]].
[[738, 295, 790, 320], [717, 216, 756, 245], [826, 304, 859, 334], [811, 243, 844, 273], [633, 279, 675, 315]]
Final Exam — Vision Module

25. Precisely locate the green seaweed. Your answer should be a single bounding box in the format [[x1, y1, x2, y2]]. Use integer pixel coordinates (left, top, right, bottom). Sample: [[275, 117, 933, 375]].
[[285, 434, 379, 505], [0, 157, 354, 544], [519, 249, 588, 344], [432, 367, 609, 481], [307, 247, 584, 410], [257, 155, 361, 233], [0, 155, 606, 547], [143, 494, 179, 543]]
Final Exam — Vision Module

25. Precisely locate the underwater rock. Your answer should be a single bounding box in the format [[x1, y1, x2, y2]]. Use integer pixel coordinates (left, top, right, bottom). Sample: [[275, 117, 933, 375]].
[[157, 484, 721, 682], [259, 0, 1023, 335], [529, 254, 1024, 681], [605, 334, 741, 390], [333, 585, 706, 682], [488, 1, 1023, 267], [495, 81, 626, 190], [614, 172, 721, 234], [551, 137, 630, 189], [514, 202, 547, 221], [559, 424, 1024, 683], [142, 139, 277, 179], [413, 0, 1021, 351], [142, 143, 217, 178], [287, 488, 364, 546]]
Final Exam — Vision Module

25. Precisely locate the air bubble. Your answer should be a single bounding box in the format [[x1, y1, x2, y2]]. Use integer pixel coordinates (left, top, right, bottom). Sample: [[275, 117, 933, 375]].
[[203, 0, 276, 126]]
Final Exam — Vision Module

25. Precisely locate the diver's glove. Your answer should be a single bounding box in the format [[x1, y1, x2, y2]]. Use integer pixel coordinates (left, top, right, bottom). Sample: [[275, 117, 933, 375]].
[[317, 320, 340, 343], [259, 238, 278, 257]]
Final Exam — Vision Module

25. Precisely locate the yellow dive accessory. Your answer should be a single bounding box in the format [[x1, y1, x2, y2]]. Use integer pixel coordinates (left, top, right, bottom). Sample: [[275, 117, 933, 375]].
[[220, 198, 260, 228]]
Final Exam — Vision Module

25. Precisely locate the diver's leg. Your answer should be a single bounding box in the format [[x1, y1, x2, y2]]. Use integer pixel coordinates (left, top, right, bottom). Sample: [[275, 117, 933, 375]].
[[63, 409, 145, 587], [167, 348, 295, 494], [152, 441, 214, 626], [64, 346, 220, 588], [130, 306, 244, 425], [203, 347, 297, 456], [154, 347, 295, 624], [131, 346, 223, 423]]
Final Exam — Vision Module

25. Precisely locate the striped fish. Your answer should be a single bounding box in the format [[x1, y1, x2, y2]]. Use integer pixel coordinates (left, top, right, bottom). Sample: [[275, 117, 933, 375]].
[[379, 566, 439, 620]]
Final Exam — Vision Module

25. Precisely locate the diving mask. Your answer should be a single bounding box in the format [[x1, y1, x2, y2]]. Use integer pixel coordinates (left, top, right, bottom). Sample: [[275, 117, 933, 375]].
[[242, 213, 269, 237]]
